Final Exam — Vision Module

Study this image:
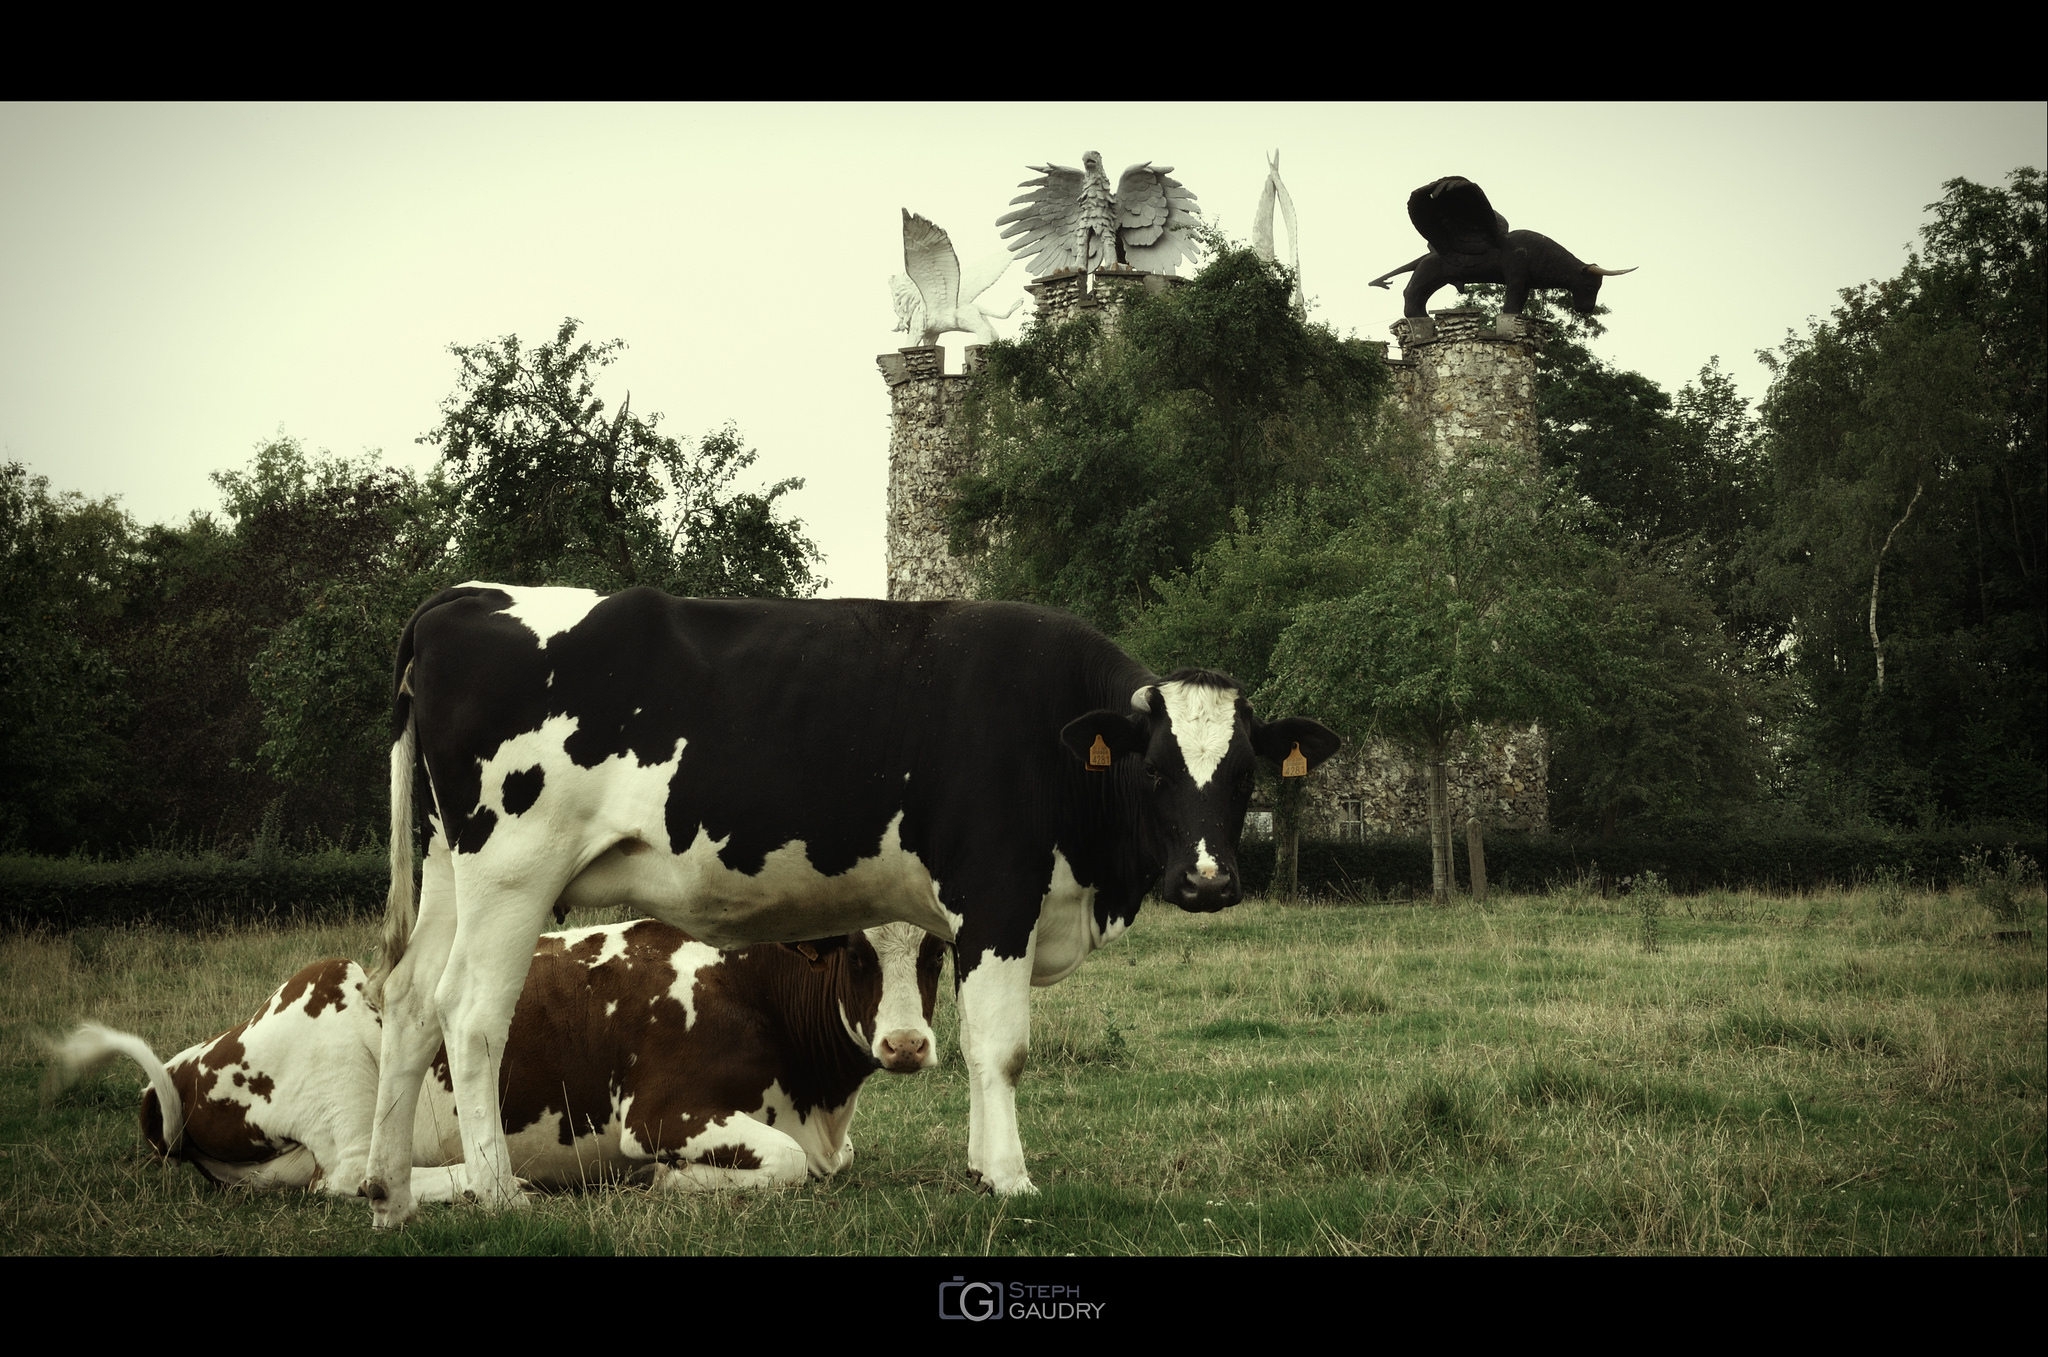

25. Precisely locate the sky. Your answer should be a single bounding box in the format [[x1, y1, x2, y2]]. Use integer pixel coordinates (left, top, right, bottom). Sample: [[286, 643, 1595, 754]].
[[3, 102, 2041, 600]]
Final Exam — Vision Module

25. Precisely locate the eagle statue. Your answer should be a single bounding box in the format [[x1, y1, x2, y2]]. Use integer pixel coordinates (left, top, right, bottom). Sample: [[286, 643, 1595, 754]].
[[888, 210, 1028, 348], [996, 151, 1202, 276]]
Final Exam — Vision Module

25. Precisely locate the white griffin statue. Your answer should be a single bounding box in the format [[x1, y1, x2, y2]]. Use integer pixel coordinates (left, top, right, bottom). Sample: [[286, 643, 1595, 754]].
[[996, 151, 1202, 276], [889, 209, 1028, 348]]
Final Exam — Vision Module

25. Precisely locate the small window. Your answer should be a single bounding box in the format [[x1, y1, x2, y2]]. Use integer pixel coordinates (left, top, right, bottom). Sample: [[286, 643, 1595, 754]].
[[1338, 798, 1365, 842], [1244, 810, 1274, 841]]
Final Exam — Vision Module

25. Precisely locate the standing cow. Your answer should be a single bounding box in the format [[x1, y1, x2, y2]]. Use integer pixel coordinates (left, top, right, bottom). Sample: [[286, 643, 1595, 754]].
[[51, 918, 943, 1196], [364, 588, 1339, 1226]]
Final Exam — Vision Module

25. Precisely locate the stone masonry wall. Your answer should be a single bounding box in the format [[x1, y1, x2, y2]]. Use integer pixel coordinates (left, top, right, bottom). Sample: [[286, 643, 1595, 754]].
[[877, 344, 980, 601], [1389, 308, 1542, 472]]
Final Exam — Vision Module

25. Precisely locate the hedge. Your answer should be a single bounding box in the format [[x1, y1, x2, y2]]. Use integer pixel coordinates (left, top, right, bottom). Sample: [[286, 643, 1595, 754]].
[[0, 850, 387, 931], [6, 829, 2043, 931], [1237, 829, 2047, 900]]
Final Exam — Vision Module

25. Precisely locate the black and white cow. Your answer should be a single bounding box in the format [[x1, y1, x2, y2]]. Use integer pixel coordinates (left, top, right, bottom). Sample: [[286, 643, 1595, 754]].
[[364, 587, 1338, 1226]]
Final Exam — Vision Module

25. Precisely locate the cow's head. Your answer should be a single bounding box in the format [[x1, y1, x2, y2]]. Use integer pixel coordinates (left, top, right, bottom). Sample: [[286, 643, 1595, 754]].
[[856, 921, 946, 1074], [1060, 669, 1340, 912]]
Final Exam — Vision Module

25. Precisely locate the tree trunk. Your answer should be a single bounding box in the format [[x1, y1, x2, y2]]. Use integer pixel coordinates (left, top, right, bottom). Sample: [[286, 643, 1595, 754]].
[[1467, 816, 1488, 904], [1426, 742, 1454, 904], [1870, 481, 1923, 693]]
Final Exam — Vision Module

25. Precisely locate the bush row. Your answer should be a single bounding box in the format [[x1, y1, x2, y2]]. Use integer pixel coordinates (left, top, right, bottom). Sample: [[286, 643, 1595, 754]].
[[1240, 829, 2048, 899], [6, 828, 2043, 931], [0, 850, 387, 931]]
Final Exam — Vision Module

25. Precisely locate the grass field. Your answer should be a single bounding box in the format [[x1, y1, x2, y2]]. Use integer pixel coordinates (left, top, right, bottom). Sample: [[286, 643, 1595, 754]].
[[3, 878, 2042, 1256]]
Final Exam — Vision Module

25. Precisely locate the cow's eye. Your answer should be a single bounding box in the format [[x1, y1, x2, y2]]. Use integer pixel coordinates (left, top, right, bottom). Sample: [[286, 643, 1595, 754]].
[[1143, 762, 1163, 788]]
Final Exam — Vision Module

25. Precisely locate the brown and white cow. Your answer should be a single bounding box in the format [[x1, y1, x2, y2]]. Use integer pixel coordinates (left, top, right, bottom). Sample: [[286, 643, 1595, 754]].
[[51, 918, 944, 1196]]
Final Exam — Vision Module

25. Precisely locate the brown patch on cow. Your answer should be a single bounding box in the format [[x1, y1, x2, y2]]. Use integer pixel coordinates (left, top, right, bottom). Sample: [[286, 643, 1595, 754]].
[[695, 1143, 765, 1171], [270, 958, 353, 1020], [1001, 1045, 1028, 1088], [156, 1022, 279, 1170], [430, 1044, 455, 1095]]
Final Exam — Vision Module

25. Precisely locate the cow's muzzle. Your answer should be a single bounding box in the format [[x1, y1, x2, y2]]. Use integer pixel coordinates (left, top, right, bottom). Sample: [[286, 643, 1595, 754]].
[[1165, 864, 1240, 912], [876, 1028, 935, 1073]]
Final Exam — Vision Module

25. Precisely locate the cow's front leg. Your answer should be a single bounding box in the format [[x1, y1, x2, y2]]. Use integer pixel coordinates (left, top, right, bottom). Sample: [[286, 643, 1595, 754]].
[[955, 929, 1038, 1196]]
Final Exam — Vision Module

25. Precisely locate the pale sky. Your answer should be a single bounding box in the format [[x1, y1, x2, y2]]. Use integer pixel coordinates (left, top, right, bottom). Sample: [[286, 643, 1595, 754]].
[[4, 102, 2041, 599]]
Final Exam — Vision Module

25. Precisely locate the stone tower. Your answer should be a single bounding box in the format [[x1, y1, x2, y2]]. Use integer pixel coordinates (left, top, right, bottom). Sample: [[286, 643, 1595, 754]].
[[876, 266, 1183, 603]]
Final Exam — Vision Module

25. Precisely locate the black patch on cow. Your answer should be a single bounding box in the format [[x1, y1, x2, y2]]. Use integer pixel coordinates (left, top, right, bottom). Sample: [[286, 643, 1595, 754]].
[[456, 805, 497, 855], [502, 766, 545, 817]]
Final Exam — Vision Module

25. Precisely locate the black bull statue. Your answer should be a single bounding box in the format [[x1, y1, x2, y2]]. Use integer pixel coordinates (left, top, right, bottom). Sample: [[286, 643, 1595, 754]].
[[1370, 176, 1635, 319]]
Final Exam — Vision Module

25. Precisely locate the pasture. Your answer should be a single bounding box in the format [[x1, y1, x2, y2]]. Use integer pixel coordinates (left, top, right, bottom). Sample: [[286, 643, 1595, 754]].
[[3, 880, 2041, 1255]]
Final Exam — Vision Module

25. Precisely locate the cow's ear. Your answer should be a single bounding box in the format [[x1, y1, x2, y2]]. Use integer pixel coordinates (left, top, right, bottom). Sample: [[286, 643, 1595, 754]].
[[1251, 717, 1341, 773], [1060, 710, 1148, 768]]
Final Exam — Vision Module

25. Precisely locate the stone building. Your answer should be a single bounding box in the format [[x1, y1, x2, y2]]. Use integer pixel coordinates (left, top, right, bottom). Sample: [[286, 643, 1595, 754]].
[[876, 278, 1549, 838]]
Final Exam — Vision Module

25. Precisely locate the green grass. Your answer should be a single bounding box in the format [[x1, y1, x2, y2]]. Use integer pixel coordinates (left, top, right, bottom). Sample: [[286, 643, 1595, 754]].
[[3, 881, 2042, 1255]]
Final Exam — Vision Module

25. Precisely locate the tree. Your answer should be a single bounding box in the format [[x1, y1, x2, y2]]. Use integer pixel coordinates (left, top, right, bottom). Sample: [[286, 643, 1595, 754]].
[[0, 464, 135, 851], [424, 318, 823, 598], [1746, 168, 2044, 826], [948, 245, 1387, 633], [1547, 545, 1787, 839], [1138, 447, 1611, 901]]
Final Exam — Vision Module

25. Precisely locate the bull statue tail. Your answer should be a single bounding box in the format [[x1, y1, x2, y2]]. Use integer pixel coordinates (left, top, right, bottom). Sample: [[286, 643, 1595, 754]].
[[44, 1023, 185, 1155]]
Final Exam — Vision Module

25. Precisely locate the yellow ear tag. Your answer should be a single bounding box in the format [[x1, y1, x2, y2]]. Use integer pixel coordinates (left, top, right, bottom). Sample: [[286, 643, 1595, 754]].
[[1281, 742, 1308, 778], [1088, 734, 1113, 770]]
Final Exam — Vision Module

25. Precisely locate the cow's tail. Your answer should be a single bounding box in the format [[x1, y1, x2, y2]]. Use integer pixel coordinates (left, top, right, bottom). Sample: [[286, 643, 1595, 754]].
[[43, 1023, 185, 1154], [373, 622, 423, 1006]]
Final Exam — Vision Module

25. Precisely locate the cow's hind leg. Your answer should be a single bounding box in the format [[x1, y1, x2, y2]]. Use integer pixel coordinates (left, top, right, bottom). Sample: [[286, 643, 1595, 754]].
[[626, 1112, 810, 1192], [364, 834, 459, 1227], [433, 884, 558, 1212], [955, 930, 1038, 1196]]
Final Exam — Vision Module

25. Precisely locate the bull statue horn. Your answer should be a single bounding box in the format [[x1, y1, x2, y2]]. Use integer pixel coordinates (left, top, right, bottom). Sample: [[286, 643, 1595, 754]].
[[1585, 264, 1637, 277]]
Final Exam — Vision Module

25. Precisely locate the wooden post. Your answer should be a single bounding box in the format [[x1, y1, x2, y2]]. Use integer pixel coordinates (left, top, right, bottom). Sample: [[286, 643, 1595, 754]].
[[1467, 816, 1488, 903]]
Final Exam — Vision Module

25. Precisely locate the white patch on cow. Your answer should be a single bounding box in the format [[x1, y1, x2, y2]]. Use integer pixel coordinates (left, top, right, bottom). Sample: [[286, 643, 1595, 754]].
[[479, 583, 607, 647], [1029, 849, 1122, 987], [546, 921, 631, 970], [605, 1000, 618, 1018], [1157, 679, 1240, 790], [1130, 685, 1155, 714], [663, 940, 724, 1030], [649, 811, 956, 949], [836, 1000, 867, 1049], [1193, 838, 1220, 879]]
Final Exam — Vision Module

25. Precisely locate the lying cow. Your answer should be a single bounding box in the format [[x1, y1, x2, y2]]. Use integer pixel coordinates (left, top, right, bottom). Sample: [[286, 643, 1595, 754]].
[[51, 918, 944, 1196]]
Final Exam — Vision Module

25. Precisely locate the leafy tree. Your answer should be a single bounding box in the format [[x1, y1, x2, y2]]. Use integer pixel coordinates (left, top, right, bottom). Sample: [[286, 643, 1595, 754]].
[[1746, 168, 2044, 826], [1262, 452, 1611, 898], [1548, 545, 1788, 839], [424, 318, 823, 598], [0, 464, 135, 851], [241, 443, 461, 837], [948, 245, 1387, 633]]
